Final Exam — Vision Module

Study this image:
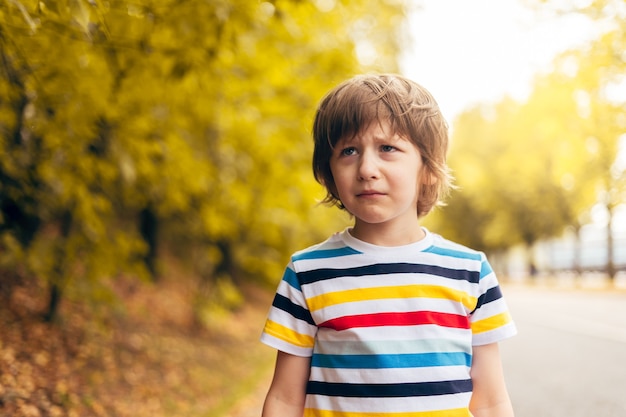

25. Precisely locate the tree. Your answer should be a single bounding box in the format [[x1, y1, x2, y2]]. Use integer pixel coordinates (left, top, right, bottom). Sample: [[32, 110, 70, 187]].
[[0, 0, 410, 321], [530, 0, 626, 281], [428, 74, 598, 275], [428, 0, 625, 279]]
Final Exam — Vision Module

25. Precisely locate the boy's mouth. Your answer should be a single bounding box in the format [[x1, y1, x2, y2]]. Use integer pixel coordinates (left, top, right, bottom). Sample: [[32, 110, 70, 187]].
[[357, 190, 385, 197]]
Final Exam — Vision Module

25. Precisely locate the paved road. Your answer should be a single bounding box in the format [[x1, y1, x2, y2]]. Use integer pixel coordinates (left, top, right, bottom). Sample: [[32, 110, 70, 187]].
[[501, 283, 626, 417]]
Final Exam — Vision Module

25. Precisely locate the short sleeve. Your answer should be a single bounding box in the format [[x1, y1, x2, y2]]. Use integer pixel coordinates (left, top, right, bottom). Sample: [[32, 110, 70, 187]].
[[469, 254, 517, 346], [260, 262, 318, 357]]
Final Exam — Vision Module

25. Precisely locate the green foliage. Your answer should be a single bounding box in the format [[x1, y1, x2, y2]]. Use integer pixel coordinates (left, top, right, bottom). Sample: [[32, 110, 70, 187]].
[[0, 0, 409, 319]]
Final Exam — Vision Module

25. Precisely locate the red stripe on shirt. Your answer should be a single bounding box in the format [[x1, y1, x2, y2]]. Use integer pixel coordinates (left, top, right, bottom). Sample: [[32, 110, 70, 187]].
[[319, 311, 470, 331]]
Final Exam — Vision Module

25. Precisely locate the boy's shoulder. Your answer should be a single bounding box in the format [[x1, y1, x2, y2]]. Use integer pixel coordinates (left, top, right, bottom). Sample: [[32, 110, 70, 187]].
[[428, 231, 486, 261], [290, 230, 354, 262]]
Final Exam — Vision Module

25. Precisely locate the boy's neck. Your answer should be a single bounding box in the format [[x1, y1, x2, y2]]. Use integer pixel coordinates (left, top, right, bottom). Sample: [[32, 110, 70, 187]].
[[350, 221, 426, 247]]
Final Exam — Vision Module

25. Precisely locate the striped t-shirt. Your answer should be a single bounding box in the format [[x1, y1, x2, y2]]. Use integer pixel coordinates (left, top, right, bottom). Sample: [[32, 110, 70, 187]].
[[261, 228, 516, 417]]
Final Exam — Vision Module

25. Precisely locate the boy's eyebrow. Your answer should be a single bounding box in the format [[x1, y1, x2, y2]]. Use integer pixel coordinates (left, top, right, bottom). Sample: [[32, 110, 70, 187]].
[[334, 134, 409, 152]]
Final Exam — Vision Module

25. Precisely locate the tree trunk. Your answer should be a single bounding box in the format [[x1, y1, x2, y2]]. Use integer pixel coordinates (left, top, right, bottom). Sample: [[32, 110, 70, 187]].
[[607, 203, 616, 281], [43, 283, 61, 322], [139, 207, 159, 281], [574, 225, 582, 277], [43, 211, 73, 322]]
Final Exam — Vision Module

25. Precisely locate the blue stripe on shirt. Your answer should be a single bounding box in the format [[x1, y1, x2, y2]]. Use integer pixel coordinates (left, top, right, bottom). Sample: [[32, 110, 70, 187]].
[[282, 267, 301, 290], [425, 246, 482, 261], [293, 246, 362, 261], [311, 351, 471, 369]]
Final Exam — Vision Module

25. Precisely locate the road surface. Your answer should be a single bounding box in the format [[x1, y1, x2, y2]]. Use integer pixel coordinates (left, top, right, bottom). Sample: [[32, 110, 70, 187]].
[[501, 283, 626, 417]]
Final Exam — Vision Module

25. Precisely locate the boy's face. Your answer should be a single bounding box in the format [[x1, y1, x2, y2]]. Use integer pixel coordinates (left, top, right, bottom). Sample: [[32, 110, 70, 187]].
[[329, 119, 427, 242]]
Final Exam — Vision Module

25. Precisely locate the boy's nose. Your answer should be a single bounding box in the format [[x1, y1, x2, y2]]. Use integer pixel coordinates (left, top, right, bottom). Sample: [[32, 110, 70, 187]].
[[357, 152, 380, 180]]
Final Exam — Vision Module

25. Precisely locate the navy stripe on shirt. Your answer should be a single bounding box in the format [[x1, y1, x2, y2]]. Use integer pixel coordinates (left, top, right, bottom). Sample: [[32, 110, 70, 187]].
[[307, 379, 473, 398], [272, 293, 315, 325], [298, 263, 480, 285], [471, 285, 503, 314]]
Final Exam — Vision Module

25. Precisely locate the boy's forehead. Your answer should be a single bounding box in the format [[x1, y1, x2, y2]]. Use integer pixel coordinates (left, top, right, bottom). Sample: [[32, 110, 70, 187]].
[[351, 117, 389, 135]]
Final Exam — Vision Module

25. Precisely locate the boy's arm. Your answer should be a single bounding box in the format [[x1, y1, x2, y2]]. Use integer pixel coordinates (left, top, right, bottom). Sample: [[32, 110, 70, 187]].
[[262, 350, 311, 417], [469, 342, 515, 417]]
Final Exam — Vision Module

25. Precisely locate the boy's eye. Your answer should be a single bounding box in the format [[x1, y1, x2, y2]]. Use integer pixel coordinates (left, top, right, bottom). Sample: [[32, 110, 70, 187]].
[[381, 145, 396, 152], [340, 147, 357, 156]]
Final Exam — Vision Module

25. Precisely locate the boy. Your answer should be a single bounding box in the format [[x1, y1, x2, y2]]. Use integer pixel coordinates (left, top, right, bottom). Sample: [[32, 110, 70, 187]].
[[260, 74, 516, 417]]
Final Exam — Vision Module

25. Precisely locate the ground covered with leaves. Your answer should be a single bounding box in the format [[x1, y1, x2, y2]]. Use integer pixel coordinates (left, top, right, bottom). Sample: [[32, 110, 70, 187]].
[[0, 271, 275, 417]]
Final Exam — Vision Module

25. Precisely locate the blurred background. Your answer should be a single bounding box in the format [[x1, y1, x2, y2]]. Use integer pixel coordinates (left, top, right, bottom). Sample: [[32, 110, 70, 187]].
[[0, 0, 624, 416]]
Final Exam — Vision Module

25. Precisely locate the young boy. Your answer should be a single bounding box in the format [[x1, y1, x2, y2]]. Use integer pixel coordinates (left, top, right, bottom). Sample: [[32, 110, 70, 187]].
[[260, 74, 516, 417]]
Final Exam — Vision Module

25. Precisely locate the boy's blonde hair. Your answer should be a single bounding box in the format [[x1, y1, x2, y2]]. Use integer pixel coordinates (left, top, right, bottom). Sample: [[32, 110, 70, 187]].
[[312, 73, 453, 217]]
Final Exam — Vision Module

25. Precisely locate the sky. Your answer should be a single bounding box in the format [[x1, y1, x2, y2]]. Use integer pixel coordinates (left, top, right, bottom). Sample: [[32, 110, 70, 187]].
[[399, 0, 603, 121]]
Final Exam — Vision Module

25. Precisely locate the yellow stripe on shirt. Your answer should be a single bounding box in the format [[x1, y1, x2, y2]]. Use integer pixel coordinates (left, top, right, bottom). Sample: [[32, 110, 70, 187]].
[[307, 285, 476, 312], [263, 319, 315, 348], [305, 407, 472, 417], [471, 311, 512, 334]]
